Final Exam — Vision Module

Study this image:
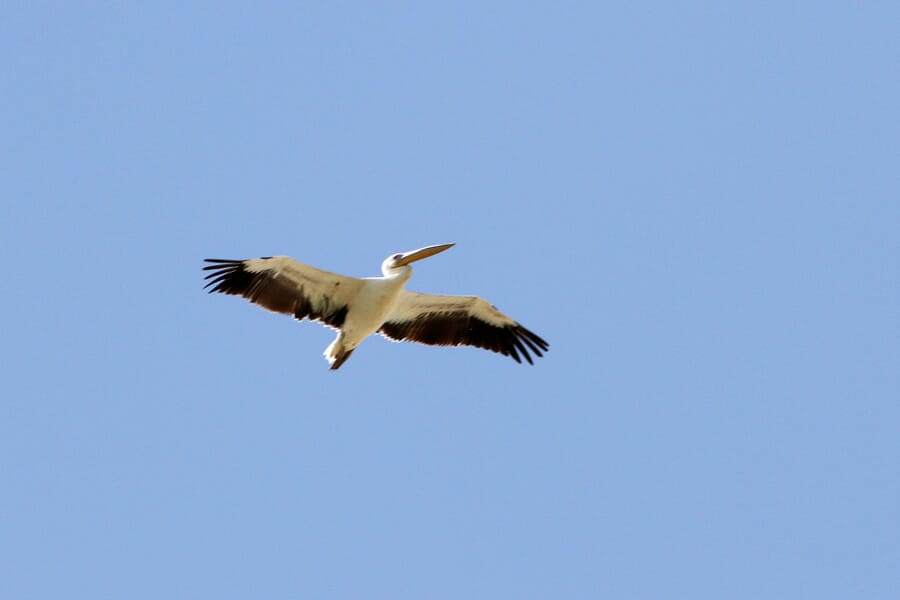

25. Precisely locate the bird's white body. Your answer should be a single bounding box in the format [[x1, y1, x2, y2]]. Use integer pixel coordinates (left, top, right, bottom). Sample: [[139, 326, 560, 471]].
[[324, 262, 412, 365], [204, 244, 548, 369]]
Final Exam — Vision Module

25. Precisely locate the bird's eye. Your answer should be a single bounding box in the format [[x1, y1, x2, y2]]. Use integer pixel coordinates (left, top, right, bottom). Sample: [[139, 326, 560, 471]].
[[392, 254, 403, 260]]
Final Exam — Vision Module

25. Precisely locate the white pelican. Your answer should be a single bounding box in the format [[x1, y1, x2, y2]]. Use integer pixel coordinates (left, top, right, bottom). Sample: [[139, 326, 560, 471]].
[[203, 243, 549, 370]]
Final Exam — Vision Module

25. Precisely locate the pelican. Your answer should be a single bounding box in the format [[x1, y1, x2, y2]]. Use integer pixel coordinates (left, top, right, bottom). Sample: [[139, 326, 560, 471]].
[[203, 243, 549, 370]]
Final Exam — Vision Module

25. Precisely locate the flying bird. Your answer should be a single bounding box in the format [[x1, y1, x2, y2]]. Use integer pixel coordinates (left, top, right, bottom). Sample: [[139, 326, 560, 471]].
[[203, 243, 549, 370]]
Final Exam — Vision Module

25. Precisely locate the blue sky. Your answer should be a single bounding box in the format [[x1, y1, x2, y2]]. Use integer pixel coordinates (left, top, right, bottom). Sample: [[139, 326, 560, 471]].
[[2, 3, 897, 598]]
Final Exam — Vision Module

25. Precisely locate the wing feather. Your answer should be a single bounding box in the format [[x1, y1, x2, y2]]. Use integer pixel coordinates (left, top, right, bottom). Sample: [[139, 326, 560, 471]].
[[379, 291, 549, 364], [203, 257, 363, 329]]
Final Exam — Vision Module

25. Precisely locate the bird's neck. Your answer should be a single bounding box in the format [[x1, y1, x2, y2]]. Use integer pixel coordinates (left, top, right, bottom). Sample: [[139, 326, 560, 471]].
[[382, 265, 412, 282]]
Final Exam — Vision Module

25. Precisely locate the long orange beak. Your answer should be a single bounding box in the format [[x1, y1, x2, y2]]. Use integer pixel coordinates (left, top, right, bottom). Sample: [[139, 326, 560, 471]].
[[394, 243, 455, 266]]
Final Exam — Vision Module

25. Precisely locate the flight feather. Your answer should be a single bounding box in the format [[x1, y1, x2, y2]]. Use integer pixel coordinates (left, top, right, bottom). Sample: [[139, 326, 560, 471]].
[[379, 290, 549, 364]]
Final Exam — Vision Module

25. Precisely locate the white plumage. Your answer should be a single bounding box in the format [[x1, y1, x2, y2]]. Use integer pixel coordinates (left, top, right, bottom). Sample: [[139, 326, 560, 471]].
[[203, 243, 548, 370]]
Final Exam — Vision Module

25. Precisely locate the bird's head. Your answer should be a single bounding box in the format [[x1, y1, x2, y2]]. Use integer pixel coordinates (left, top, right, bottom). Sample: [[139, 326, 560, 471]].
[[381, 243, 455, 277]]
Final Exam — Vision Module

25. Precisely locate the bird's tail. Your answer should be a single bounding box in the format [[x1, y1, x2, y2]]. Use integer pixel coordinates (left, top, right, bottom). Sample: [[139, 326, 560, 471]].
[[324, 335, 355, 370]]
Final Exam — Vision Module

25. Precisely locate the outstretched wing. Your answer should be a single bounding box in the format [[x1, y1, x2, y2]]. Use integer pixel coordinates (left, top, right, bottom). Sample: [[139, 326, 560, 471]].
[[379, 290, 549, 364], [203, 257, 364, 329]]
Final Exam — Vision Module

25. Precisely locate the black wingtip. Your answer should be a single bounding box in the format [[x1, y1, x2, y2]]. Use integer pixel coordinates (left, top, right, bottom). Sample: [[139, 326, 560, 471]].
[[201, 259, 250, 295]]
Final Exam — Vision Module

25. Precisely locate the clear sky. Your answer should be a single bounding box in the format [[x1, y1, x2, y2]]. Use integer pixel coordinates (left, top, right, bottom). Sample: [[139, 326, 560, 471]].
[[2, 3, 897, 599]]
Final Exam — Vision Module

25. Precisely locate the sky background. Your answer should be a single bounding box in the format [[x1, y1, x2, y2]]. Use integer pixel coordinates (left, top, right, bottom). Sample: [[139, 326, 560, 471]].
[[2, 2, 898, 598]]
